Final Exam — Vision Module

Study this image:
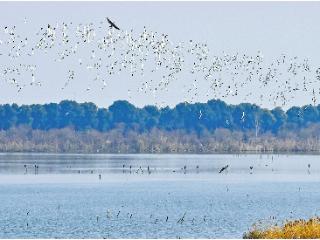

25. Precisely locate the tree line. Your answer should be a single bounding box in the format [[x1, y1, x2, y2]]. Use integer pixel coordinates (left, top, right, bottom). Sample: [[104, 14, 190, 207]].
[[0, 99, 319, 135]]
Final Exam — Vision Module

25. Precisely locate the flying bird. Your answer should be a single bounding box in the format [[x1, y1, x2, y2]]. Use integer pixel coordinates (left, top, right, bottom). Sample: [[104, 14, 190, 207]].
[[107, 18, 120, 30]]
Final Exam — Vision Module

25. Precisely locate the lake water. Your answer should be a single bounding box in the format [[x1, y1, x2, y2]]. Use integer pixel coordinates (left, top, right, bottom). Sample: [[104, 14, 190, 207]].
[[0, 153, 320, 238]]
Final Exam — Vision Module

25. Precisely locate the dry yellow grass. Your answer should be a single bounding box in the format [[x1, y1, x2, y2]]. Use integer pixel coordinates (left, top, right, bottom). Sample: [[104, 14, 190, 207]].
[[244, 217, 320, 239]]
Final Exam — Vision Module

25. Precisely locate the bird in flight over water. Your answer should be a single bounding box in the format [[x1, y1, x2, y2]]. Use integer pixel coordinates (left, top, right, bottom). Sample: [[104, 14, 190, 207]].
[[107, 18, 120, 30]]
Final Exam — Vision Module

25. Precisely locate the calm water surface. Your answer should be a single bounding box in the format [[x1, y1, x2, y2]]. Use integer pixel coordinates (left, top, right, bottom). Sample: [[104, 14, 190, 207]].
[[0, 153, 319, 238]]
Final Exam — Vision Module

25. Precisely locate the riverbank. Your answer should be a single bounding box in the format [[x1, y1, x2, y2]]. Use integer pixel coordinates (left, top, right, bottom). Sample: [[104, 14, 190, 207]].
[[0, 126, 320, 153]]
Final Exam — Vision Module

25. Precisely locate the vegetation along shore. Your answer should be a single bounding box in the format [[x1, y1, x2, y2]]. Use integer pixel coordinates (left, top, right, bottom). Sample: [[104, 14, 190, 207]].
[[0, 99, 320, 153], [244, 217, 320, 239]]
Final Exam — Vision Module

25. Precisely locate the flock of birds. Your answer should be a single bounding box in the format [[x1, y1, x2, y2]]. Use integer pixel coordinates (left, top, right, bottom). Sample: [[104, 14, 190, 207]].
[[23, 204, 224, 239], [1, 17, 320, 108], [11, 153, 314, 239], [21, 155, 313, 177], [20, 159, 312, 238], [1, 14, 317, 234]]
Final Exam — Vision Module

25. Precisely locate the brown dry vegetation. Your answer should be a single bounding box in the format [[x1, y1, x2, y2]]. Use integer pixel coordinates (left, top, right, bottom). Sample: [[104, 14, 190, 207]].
[[0, 125, 320, 153], [244, 217, 320, 239]]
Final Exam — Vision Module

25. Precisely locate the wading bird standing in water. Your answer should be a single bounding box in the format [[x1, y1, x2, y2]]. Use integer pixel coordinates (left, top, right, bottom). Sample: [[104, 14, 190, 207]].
[[249, 166, 253, 174], [219, 165, 229, 173], [177, 212, 187, 224], [183, 165, 187, 174]]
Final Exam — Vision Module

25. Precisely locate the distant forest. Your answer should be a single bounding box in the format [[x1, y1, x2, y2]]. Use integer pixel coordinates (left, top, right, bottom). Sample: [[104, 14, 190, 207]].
[[0, 99, 320, 153]]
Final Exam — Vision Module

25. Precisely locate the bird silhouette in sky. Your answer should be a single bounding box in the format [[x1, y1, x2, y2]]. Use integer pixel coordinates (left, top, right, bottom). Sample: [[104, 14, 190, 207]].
[[107, 18, 120, 30]]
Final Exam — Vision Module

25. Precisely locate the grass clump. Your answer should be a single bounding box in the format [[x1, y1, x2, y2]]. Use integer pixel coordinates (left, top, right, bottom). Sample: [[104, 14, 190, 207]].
[[244, 217, 320, 239]]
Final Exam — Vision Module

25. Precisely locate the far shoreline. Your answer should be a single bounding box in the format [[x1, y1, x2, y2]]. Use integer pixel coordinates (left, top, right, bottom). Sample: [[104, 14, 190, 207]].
[[0, 151, 320, 155]]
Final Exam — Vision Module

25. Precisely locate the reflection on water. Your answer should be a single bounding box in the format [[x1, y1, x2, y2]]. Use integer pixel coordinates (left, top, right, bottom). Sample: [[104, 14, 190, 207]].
[[0, 153, 319, 238]]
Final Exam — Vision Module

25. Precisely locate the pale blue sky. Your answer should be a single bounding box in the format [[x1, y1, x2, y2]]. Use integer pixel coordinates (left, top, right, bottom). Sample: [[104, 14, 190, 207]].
[[0, 1, 320, 109]]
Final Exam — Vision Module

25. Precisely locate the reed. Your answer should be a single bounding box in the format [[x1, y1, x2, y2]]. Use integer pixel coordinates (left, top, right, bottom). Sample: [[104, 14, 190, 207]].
[[244, 217, 320, 239]]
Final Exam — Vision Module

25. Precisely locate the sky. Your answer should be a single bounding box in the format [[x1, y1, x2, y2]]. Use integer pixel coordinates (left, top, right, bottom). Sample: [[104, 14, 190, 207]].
[[0, 1, 320, 109]]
